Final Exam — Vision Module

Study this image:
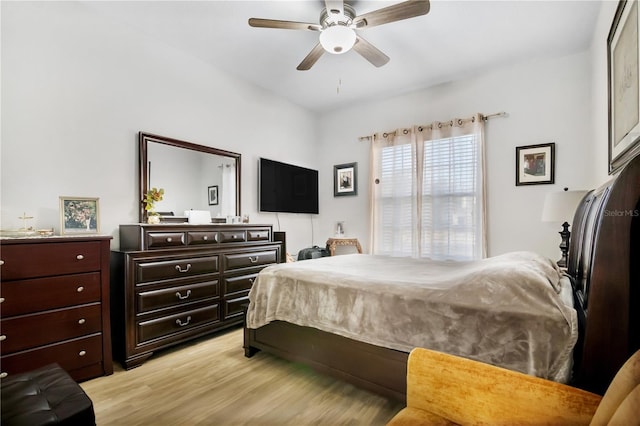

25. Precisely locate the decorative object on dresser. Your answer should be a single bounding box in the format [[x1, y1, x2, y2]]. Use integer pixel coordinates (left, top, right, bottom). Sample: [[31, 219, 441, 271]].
[[515, 143, 555, 186], [333, 162, 358, 196], [111, 223, 281, 369], [542, 187, 588, 267], [143, 187, 164, 224], [0, 236, 113, 382]]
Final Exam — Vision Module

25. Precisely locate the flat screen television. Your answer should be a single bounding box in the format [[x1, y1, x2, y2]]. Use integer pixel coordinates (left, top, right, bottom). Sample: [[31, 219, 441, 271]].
[[259, 158, 319, 214]]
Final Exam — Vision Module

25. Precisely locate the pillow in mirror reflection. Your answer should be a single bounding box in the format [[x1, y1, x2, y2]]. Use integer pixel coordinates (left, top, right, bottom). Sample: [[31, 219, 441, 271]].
[[188, 210, 211, 225]]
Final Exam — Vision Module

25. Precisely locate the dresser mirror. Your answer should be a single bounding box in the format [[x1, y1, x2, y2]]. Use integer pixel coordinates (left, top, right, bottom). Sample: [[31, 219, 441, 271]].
[[139, 132, 241, 222]]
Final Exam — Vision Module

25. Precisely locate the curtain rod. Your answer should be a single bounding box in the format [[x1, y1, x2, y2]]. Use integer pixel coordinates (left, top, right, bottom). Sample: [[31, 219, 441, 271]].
[[358, 111, 507, 141]]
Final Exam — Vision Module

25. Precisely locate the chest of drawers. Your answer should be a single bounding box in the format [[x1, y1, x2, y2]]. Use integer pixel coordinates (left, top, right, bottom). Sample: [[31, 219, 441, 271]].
[[112, 224, 281, 368], [0, 236, 113, 382]]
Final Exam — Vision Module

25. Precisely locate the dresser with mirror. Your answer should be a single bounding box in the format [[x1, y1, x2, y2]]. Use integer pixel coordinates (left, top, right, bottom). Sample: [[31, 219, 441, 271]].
[[111, 133, 281, 369]]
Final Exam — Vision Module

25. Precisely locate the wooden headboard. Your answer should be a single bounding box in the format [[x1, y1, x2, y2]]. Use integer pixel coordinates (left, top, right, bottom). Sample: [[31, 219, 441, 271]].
[[568, 153, 640, 394]]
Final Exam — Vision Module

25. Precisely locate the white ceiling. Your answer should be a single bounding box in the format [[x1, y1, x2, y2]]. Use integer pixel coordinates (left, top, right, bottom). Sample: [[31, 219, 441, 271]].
[[82, 0, 601, 113]]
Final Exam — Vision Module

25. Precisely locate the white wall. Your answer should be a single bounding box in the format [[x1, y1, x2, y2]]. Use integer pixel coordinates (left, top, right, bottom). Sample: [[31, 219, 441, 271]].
[[316, 51, 594, 261], [1, 2, 607, 260], [1, 1, 319, 252]]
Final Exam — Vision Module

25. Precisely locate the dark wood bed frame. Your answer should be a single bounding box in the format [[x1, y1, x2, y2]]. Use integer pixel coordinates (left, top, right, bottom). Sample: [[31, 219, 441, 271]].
[[245, 154, 640, 400]]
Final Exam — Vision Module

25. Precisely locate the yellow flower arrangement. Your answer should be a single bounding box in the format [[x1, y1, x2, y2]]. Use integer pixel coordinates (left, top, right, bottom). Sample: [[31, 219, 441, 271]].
[[144, 187, 164, 216]]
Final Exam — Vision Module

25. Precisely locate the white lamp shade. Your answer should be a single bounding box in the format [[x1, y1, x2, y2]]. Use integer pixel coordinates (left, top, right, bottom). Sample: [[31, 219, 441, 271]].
[[319, 25, 356, 54], [541, 190, 588, 223]]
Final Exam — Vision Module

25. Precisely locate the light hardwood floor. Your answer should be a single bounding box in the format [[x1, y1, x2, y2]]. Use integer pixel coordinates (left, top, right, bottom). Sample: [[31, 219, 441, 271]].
[[81, 327, 404, 425]]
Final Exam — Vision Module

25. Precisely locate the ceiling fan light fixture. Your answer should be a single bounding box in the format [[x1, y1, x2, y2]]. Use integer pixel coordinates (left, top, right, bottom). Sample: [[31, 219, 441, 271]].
[[319, 25, 356, 54]]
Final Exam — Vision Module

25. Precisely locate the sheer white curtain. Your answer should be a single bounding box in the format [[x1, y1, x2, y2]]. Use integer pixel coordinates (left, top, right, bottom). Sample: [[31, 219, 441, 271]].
[[221, 163, 236, 217], [369, 114, 486, 260]]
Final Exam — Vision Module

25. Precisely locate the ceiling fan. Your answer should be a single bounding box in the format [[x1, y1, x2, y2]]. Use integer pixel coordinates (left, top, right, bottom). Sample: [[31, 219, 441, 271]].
[[248, 0, 430, 71]]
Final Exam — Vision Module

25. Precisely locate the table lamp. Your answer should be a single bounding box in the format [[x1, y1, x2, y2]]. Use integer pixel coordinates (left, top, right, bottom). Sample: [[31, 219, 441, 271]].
[[541, 188, 588, 267]]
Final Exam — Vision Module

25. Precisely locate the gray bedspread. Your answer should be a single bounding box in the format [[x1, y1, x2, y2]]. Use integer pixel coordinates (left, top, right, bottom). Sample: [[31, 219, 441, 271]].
[[246, 251, 577, 382]]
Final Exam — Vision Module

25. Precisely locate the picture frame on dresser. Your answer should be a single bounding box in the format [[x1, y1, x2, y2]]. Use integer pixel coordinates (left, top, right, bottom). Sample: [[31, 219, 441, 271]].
[[59, 196, 100, 235], [608, 0, 640, 174]]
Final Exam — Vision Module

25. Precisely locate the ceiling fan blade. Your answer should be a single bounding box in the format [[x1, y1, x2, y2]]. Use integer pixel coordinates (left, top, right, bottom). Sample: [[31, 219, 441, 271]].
[[353, 0, 430, 29], [297, 43, 326, 71], [324, 0, 344, 19], [353, 35, 390, 67], [248, 18, 321, 31]]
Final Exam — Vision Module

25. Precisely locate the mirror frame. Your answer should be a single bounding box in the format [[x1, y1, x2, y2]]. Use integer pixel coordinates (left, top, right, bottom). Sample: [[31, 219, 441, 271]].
[[139, 132, 241, 222]]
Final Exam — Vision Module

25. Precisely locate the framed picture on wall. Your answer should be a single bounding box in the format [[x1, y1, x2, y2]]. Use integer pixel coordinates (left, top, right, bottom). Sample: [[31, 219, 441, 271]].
[[59, 196, 100, 235], [208, 185, 219, 205], [608, 0, 640, 174], [334, 162, 358, 197], [515, 143, 555, 186]]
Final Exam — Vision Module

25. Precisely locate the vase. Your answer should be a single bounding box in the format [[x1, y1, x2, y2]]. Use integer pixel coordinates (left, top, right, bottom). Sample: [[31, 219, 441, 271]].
[[147, 215, 160, 224]]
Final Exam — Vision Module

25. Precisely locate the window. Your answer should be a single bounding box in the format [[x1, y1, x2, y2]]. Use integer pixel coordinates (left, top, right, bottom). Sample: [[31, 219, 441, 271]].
[[370, 117, 485, 260]]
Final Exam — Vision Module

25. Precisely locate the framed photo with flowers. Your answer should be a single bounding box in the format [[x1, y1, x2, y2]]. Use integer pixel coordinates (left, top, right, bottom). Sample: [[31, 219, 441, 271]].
[[60, 196, 100, 235]]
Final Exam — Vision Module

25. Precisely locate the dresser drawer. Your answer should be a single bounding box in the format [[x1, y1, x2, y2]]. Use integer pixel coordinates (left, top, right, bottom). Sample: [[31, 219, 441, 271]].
[[1, 304, 101, 354], [137, 305, 220, 343], [136, 256, 219, 284], [218, 230, 246, 243], [223, 273, 258, 296], [0, 272, 101, 317], [1, 333, 103, 379], [187, 231, 218, 246], [223, 293, 249, 320], [223, 249, 278, 271], [146, 232, 186, 249], [137, 280, 219, 313], [247, 229, 270, 241], [0, 242, 101, 280]]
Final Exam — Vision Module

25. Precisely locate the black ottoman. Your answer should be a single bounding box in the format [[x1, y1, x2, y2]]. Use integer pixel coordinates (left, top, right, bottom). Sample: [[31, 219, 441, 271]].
[[1, 364, 95, 426]]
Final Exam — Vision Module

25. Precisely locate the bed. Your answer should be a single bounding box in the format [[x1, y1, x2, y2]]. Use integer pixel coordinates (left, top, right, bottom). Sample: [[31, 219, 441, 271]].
[[244, 153, 640, 400]]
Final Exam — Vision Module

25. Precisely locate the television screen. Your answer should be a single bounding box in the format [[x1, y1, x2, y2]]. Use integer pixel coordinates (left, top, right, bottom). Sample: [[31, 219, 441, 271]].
[[259, 158, 319, 214]]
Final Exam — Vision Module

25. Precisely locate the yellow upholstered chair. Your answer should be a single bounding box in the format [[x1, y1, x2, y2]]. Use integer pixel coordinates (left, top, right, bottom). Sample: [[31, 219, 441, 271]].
[[387, 347, 640, 425]]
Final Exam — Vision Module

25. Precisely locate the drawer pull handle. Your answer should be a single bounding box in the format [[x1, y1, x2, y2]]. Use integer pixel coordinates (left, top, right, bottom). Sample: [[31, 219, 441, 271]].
[[78, 318, 86, 325], [0, 372, 7, 379], [176, 316, 192, 327], [203, 236, 208, 241], [175, 290, 192, 300], [232, 235, 237, 239], [77, 286, 84, 292], [175, 264, 192, 273], [249, 256, 259, 263], [79, 350, 87, 357], [76, 254, 84, 260], [0, 335, 6, 341], [0, 297, 4, 303], [166, 237, 173, 242], [0, 260, 4, 266]]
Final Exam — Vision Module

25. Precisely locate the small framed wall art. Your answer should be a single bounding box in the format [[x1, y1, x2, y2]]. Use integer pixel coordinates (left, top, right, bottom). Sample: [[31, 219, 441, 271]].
[[60, 196, 100, 235], [208, 185, 219, 205], [515, 143, 555, 186], [334, 162, 358, 197], [607, 0, 640, 174]]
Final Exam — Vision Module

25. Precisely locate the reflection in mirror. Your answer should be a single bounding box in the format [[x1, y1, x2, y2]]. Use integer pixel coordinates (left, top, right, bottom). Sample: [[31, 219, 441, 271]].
[[139, 133, 241, 222]]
